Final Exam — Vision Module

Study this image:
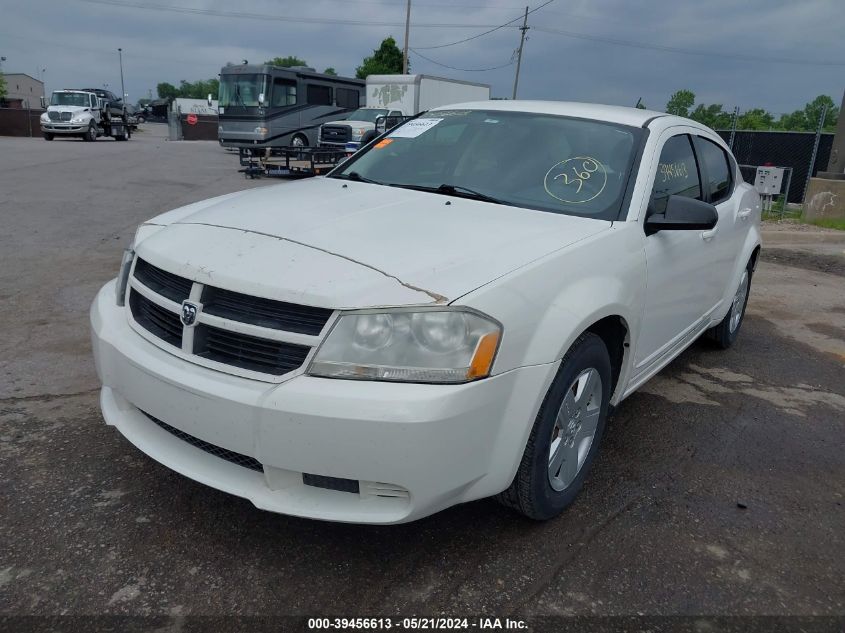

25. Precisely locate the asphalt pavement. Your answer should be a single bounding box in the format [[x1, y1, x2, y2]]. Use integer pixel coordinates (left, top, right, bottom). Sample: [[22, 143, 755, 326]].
[[1, 125, 843, 621]]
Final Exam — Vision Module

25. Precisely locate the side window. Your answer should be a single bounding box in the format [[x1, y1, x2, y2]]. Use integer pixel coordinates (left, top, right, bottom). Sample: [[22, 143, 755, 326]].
[[336, 88, 360, 109], [90, 94, 98, 108], [389, 110, 402, 117], [272, 79, 296, 107], [306, 84, 332, 106], [650, 135, 701, 215], [696, 137, 732, 203]]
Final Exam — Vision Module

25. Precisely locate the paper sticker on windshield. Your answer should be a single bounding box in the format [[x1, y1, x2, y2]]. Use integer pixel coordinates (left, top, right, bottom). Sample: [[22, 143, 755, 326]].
[[544, 157, 608, 204], [389, 118, 443, 138]]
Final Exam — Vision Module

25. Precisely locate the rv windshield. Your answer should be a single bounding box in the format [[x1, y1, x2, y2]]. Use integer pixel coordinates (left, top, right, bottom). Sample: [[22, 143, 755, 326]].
[[344, 108, 389, 123], [332, 109, 643, 221], [50, 93, 90, 107], [219, 74, 269, 108]]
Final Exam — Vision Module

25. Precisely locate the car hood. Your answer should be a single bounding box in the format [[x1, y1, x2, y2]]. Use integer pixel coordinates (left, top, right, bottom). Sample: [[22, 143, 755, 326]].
[[134, 178, 610, 309]]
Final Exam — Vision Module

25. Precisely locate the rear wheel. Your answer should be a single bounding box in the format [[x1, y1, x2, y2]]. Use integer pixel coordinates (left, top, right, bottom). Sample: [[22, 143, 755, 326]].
[[706, 260, 752, 349], [498, 333, 611, 520]]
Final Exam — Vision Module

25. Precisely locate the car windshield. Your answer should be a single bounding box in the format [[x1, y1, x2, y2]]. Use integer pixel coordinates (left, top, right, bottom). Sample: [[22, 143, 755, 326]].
[[219, 74, 268, 108], [332, 109, 642, 219], [343, 108, 389, 123], [50, 93, 89, 107]]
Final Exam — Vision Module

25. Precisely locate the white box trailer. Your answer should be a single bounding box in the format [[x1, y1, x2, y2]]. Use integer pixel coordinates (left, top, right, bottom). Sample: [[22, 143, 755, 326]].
[[366, 74, 491, 114], [318, 74, 491, 150]]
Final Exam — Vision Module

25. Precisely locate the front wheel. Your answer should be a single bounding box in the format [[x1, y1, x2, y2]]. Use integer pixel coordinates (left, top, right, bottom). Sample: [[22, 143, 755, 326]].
[[290, 133, 308, 148], [498, 333, 612, 520], [706, 261, 752, 349], [43, 133, 54, 141], [84, 123, 97, 142]]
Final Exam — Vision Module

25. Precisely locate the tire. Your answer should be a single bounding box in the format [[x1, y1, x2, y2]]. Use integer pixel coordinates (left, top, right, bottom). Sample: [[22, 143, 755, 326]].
[[360, 130, 379, 146], [84, 123, 97, 142], [498, 333, 612, 520], [290, 134, 308, 148], [43, 133, 54, 141], [706, 260, 752, 349], [137, 116, 145, 124]]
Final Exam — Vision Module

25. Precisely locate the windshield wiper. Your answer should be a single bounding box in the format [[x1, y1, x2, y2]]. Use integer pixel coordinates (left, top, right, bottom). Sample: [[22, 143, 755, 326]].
[[330, 171, 384, 185], [390, 183, 505, 205]]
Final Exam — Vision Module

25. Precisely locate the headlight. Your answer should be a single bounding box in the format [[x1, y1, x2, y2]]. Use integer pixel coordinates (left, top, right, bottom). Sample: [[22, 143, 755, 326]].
[[350, 127, 366, 140], [307, 309, 501, 384], [40, 113, 49, 122], [254, 126, 268, 135], [71, 116, 87, 123], [115, 249, 135, 307]]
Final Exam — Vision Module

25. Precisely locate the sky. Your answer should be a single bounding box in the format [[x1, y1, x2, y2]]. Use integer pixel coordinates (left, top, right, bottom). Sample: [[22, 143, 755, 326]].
[[1, 0, 843, 115]]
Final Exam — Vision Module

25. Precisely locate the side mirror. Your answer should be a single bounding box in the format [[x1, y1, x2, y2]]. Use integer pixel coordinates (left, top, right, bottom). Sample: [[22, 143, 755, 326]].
[[645, 195, 718, 236], [207, 93, 213, 107], [40, 96, 47, 108], [258, 92, 266, 107]]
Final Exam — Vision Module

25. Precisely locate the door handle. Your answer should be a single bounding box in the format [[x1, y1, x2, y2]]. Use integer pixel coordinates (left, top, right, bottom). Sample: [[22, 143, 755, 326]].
[[738, 208, 752, 220], [701, 227, 719, 241]]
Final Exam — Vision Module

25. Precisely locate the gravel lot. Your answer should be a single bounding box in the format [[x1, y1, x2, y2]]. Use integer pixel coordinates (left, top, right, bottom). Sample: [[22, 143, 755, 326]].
[[1, 125, 843, 620]]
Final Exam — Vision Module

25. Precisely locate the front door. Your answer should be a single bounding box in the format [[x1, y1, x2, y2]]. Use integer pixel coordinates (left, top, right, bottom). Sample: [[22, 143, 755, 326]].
[[635, 131, 721, 373]]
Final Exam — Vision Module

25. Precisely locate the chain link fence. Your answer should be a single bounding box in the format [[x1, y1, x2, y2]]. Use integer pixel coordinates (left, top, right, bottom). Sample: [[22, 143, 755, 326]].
[[715, 106, 835, 220]]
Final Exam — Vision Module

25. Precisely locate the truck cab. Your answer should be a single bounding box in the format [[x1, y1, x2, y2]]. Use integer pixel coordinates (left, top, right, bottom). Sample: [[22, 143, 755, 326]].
[[318, 107, 403, 150]]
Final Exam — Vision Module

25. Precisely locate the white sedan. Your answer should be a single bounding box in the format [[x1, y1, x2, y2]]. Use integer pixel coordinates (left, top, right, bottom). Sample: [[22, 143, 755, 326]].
[[91, 101, 761, 523]]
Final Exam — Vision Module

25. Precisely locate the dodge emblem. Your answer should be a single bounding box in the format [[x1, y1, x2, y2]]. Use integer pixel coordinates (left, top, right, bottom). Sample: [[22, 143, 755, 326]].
[[181, 301, 199, 327]]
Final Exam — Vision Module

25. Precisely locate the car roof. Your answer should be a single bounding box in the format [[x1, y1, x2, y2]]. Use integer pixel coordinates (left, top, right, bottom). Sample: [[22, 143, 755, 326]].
[[430, 100, 672, 128]]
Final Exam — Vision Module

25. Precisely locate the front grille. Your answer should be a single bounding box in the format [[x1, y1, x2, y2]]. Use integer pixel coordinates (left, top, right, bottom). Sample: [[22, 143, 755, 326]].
[[127, 259, 327, 377], [321, 125, 351, 143], [47, 111, 59, 121], [303, 473, 360, 494], [142, 411, 264, 472], [202, 286, 331, 335], [59, 111, 72, 121], [134, 259, 192, 303], [194, 325, 310, 375], [129, 289, 183, 347]]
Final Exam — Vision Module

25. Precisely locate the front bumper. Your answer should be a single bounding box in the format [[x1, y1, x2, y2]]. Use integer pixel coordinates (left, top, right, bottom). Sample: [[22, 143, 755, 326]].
[[91, 281, 555, 524], [41, 123, 88, 134]]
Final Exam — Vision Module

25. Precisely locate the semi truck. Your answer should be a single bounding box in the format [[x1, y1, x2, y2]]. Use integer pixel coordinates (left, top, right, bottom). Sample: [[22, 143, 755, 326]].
[[317, 74, 491, 151], [40, 88, 131, 142]]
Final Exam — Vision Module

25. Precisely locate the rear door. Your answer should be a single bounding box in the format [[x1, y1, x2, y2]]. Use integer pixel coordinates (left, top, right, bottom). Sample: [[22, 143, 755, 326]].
[[692, 134, 745, 308]]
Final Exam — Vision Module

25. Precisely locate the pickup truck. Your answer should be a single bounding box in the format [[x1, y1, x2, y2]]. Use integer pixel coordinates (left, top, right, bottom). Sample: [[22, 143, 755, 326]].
[[91, 101, 761, 524]]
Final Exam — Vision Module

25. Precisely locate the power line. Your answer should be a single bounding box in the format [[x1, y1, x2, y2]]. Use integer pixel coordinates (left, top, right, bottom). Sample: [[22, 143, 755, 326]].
[[532, 26, 845, 67], [409, 48, 514, 72], [78, 0, 510, 28], [414, 0, 555, 50]]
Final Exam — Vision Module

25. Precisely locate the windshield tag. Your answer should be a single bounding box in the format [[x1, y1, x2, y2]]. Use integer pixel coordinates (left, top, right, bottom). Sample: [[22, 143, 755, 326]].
[[389, 118, 443, 138]]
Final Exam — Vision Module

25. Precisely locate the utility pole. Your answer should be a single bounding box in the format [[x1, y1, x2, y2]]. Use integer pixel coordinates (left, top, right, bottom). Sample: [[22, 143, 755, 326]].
[[402, 0, 411, 74], [511, 6, 529, 100], [118, 48, 126, 104]]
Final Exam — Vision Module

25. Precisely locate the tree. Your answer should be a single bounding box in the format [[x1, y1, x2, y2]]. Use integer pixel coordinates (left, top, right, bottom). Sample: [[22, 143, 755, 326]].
[[323, 67, 337, 76], [157, 82, 178, 100], [665, 89, 695, 117], [689, 103, 732, 130], [266, 56, 308, 68], [737, 108, 775, 130], [0, 73, 6, 99], [803, 94, 838, 131], [356, 37, 404, 79]]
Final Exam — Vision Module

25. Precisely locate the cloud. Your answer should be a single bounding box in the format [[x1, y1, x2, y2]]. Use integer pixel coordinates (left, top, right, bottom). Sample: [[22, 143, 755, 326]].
[[1, 0, 842, 111]]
